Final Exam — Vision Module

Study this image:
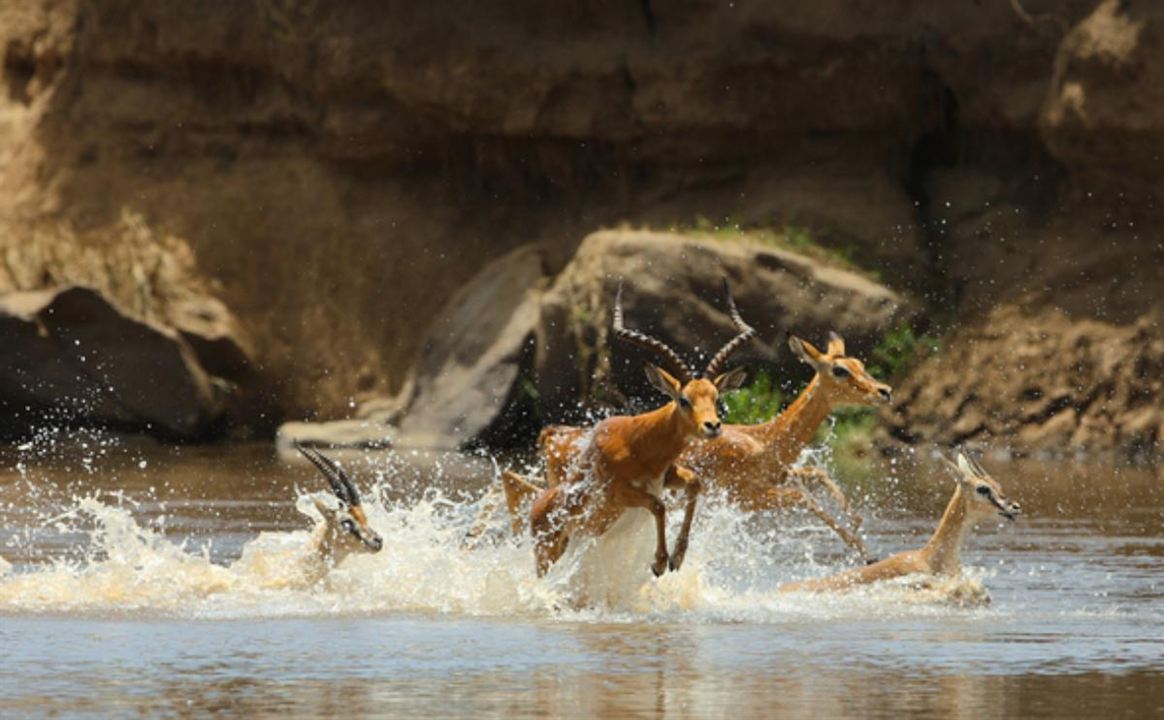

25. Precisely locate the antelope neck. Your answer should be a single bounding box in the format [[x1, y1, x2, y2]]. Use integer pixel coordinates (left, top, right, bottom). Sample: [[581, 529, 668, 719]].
[[620, 402, 694, 475], [921, 484, 973, 575], [757, 375, 835, 472]]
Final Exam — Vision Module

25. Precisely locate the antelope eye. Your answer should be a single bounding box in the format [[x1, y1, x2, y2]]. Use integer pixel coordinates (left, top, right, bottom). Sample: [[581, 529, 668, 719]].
[[341, 519, 355, 532], [831, 365, 851, 379], [976, 486, 991, 496], [678, 396, 692, 410]]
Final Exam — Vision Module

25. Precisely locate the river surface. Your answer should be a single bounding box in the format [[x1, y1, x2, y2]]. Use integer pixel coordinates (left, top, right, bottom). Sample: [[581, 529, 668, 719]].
[[1, 434, 1162, 718]]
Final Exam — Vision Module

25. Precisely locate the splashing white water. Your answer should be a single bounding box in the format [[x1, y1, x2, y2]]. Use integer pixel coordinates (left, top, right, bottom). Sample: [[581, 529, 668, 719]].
[[0, 477, 992, 620]]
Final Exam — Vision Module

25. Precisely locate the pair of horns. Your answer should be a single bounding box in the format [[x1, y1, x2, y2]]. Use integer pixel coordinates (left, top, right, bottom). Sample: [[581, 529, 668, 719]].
[[612, 278, 757, 383], [942, 451, 989, 480], [294, 441, 363, 507]]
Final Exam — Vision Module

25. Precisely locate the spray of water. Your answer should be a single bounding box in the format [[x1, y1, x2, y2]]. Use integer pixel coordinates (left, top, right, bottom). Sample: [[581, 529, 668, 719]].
[[0, 433, 992, 619]]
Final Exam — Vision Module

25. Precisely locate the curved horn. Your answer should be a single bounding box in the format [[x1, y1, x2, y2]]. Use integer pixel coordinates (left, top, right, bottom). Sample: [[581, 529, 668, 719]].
[[704, 278, 758, 378], [612, 281, 692, 383], [966, 454, 991, 479], [940, 451, 963, 477], [294, 441, 361, 506]]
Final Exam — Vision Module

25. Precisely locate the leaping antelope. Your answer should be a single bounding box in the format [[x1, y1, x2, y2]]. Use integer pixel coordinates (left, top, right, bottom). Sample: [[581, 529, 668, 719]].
[[670, 331, 892, 558], [484, 328, 891, 560], [529, 282, 754, 577], [778, 452, 1020, 593], [294, 441, 384, 566]]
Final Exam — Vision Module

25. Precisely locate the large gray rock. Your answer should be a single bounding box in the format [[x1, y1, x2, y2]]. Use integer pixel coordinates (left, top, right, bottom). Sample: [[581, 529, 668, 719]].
[[534, 230, 916, 418], [274, 419, 394, 452], [392, 245, 547, 449], [387, 230, 915, 448], [0, 286, 229, 437]]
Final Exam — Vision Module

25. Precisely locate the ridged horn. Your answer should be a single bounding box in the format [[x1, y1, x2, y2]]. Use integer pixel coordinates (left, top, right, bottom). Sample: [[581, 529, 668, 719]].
[[612, 281, 693, 383], [703, 278, 758, 378], [294, 441, 361, 507]]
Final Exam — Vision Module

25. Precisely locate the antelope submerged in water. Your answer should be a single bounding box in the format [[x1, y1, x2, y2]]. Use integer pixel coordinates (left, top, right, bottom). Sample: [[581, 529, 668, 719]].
[[778, 453, 1020, 594], [293, 442, 383, 572]]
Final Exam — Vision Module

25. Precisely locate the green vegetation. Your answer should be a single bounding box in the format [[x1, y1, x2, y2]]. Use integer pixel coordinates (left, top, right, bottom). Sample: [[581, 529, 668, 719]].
[[816, 406, 879, 481], [867, 321, 943, 382], [721, 369, 785, 425], [822, 323, 943, 477], [684, 217, 878, 281]]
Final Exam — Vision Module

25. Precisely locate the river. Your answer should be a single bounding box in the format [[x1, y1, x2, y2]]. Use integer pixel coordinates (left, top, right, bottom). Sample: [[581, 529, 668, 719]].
[[1, 433, 1162, 717]]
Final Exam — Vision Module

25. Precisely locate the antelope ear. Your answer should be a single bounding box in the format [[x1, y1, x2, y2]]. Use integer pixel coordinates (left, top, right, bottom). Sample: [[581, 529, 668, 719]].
[[826, 331, 846, 356], [311, 495, 334, 518], [713, 366, 748, 391], [788, 333, 825, 368], [644, 363, 682, 400]]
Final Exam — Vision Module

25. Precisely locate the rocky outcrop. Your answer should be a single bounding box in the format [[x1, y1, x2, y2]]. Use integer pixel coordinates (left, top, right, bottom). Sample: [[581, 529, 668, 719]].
[[392, 245, 546, 449], [0, 212, 256, 438], [383, 230, 915, 448], [887, 305, 1163, 458], [1040, 0, 1164, 196], [1, 1, 1162, 455], [0, 0, 1099, 425], [274, 419, 393, 452], [533, 230, 915, 419], [0, 286, 234, 438]]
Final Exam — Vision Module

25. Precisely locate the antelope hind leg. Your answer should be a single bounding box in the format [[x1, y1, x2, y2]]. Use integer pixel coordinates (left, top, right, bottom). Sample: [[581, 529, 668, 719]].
[[463, 480, 504, 549], [530, 486, 570, 577], [502, 470, 545, 536]]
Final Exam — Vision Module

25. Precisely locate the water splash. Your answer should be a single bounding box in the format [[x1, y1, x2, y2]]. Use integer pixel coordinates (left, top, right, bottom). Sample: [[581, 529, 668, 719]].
[[0, 427, 1003, 619], [0, 476, 992, 619]]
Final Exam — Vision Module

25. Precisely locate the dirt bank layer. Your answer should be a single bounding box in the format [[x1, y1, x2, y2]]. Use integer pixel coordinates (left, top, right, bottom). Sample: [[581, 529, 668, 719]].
[[1, 1, 1160, 454]]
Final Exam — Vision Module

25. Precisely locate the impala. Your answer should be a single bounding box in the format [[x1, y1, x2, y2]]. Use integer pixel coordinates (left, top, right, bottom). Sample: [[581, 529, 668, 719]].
[[671, 331, 892, 559], [294, 441, 384, 567], [529, 283, 754, 577], [778, 452, 1020, 593], [485, 329, 891, 560]]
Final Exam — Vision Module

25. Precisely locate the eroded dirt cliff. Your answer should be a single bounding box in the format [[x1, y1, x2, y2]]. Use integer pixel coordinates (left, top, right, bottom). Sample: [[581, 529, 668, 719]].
[[0, 1, 1160, 454]]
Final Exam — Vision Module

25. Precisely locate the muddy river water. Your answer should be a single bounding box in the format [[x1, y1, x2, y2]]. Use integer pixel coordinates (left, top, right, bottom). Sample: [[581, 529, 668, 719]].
[[1, 435, 1161, 717]]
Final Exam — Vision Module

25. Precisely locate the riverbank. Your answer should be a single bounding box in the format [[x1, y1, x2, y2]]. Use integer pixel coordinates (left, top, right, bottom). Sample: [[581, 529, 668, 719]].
[[2, 1, 1162, 458]]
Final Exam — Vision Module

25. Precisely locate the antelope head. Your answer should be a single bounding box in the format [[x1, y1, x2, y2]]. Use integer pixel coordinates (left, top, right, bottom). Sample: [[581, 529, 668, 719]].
[[615, 279, 755, 440], [295, 442, 384, 561], [945, 452, 1022, 521], [788, 331, 893, 406]]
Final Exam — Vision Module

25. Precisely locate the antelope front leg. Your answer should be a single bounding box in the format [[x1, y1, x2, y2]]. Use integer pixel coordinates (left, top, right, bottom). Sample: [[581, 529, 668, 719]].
[[790, 466, 849, 512], [617, 485, 670, 577], [663, 464, 702, 571], [790, 466, 864, 532], [782, 478, 871, 562]]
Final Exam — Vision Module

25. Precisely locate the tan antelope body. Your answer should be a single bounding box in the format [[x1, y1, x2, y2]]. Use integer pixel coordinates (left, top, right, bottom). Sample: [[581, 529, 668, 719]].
[[528, 283, 754, 577], [488, 332, 891, 559], [778, 453, 1020, 593]]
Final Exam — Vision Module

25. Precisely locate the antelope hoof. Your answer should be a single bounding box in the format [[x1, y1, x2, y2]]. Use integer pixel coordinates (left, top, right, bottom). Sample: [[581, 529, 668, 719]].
[[669, 544, 688, 572], [865, 557, 879, 566], [651, 553, 669, 577]]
